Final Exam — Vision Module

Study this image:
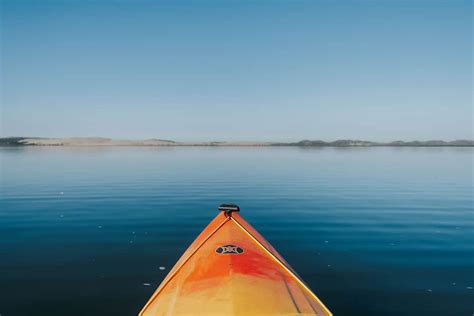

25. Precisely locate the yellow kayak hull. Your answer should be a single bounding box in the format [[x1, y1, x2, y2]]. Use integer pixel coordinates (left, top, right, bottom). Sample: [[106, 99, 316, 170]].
[[140, 208, 332, 316]]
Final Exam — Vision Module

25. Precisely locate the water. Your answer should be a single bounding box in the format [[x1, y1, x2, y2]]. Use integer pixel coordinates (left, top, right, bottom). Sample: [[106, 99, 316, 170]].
[[0, 146, 473, 315]]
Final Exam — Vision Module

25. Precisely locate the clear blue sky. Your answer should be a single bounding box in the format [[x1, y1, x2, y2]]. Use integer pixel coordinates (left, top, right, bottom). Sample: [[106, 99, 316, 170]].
[[1, 0, 472, 141]]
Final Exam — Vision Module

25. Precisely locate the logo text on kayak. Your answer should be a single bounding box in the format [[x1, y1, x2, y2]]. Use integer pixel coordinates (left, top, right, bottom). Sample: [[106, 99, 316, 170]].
[[216, 244, 244, 254]]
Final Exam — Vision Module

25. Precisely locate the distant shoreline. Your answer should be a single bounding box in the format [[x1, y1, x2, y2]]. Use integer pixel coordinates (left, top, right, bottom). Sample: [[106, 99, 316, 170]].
[[0, 137, 473, 147]]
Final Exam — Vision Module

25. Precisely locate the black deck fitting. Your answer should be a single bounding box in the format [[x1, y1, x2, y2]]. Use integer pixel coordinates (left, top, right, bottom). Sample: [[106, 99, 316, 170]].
[[218, 203, 240, 215]]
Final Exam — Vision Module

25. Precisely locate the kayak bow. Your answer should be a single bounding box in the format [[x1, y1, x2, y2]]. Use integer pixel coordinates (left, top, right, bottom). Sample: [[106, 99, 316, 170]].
[[140, 204, 332, 315]]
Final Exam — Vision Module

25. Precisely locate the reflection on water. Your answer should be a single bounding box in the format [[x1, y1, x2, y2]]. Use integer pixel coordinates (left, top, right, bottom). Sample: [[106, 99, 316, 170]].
[[0, 146, 473, 315]]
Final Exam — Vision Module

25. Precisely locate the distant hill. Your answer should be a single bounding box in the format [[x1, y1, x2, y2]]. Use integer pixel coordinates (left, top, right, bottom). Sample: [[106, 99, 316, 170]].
[[286, 139, 378, 146], [0, 137, 472, 147], [0, 137, 40, 146], [387, 140, 474, 146], [287, 139, 474, 147], [0, 137, 177, 146]]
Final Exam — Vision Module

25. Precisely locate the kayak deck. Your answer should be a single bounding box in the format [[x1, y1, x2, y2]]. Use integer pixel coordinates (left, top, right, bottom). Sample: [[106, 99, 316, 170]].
[[140, 209, 332, 315]]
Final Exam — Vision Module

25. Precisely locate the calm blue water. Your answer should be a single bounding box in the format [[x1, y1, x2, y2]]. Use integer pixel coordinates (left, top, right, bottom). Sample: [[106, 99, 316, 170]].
[[1, 146, 473, 315]]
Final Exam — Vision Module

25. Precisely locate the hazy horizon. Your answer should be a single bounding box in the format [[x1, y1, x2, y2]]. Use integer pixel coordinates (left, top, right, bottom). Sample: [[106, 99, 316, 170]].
[[1, 0, 472, 141]]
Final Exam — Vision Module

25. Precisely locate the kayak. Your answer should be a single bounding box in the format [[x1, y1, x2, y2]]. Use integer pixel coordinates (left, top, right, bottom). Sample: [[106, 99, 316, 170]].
[[139, 204, 332, 316]]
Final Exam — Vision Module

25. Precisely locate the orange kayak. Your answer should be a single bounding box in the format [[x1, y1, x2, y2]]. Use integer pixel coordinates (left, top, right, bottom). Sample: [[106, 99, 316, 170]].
[[140, 204, 332, 316]]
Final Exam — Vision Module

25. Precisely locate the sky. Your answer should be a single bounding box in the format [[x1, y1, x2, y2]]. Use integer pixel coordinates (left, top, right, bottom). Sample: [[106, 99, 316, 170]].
[[1, 0, 472, 142]]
